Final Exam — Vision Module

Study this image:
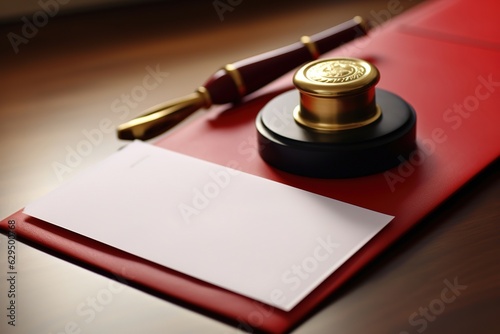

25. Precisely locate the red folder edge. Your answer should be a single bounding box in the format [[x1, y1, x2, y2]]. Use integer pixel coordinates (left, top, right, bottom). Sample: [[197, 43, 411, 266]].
[[2, 1, 500, 332]]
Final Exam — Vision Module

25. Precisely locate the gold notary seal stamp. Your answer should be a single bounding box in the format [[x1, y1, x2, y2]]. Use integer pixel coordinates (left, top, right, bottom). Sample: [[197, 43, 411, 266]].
[[293, 57, 382, 131], [256, 57, 417, 178]]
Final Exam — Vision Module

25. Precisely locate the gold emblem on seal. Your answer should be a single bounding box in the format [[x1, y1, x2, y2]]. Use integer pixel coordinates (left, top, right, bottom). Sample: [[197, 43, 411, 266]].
[[305, 59, 366, 84]]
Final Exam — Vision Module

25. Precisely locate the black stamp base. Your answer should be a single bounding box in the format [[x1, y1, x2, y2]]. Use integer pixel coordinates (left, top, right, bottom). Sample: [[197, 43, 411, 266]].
[[256, 89, 417, 178]]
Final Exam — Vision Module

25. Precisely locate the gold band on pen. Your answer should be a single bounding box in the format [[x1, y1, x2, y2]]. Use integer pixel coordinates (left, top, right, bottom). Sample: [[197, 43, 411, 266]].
[[300, 36, 320, 60], [224, 64, 246, 97], [352, 15, 370, 34], [196, 86, 213, 109]]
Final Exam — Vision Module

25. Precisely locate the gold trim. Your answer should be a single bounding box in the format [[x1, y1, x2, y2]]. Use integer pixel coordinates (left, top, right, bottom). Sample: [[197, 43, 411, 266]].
[[196, 86, 212, 109], [294, 105, 381, 131], [352, 15, 370, 33], [224, 64, 246, 97], [300, 35, 320, 60]]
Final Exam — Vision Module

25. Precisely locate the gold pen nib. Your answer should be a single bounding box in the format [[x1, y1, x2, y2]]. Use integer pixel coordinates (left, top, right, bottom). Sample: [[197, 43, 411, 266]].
[[117, 88, 211, 140]]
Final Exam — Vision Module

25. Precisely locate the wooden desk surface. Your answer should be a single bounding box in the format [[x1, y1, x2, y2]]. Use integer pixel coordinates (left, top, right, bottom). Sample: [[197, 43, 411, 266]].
[[1, 0, 498, 333]]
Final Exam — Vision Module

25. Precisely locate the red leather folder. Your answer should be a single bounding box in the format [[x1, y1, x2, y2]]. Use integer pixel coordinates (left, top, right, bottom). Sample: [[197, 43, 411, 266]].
[[2, 0, 499, 332]]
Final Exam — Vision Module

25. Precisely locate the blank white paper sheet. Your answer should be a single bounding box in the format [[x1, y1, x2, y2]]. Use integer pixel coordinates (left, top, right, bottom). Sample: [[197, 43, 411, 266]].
[[24, 140, 393, 311]]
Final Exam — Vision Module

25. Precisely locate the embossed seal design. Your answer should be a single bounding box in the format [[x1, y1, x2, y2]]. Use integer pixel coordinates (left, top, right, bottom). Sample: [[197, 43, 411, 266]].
[[305, 59, 366, 84]]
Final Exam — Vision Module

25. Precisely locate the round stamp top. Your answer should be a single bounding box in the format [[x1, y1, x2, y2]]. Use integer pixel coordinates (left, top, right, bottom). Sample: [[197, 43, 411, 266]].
[[294, 57, 380, 96], [306, 59, 366, 83]]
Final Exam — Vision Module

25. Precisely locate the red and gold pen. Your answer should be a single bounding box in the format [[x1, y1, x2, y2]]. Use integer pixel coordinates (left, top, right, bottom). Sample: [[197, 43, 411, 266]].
[[117, 16, 369, 140]]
